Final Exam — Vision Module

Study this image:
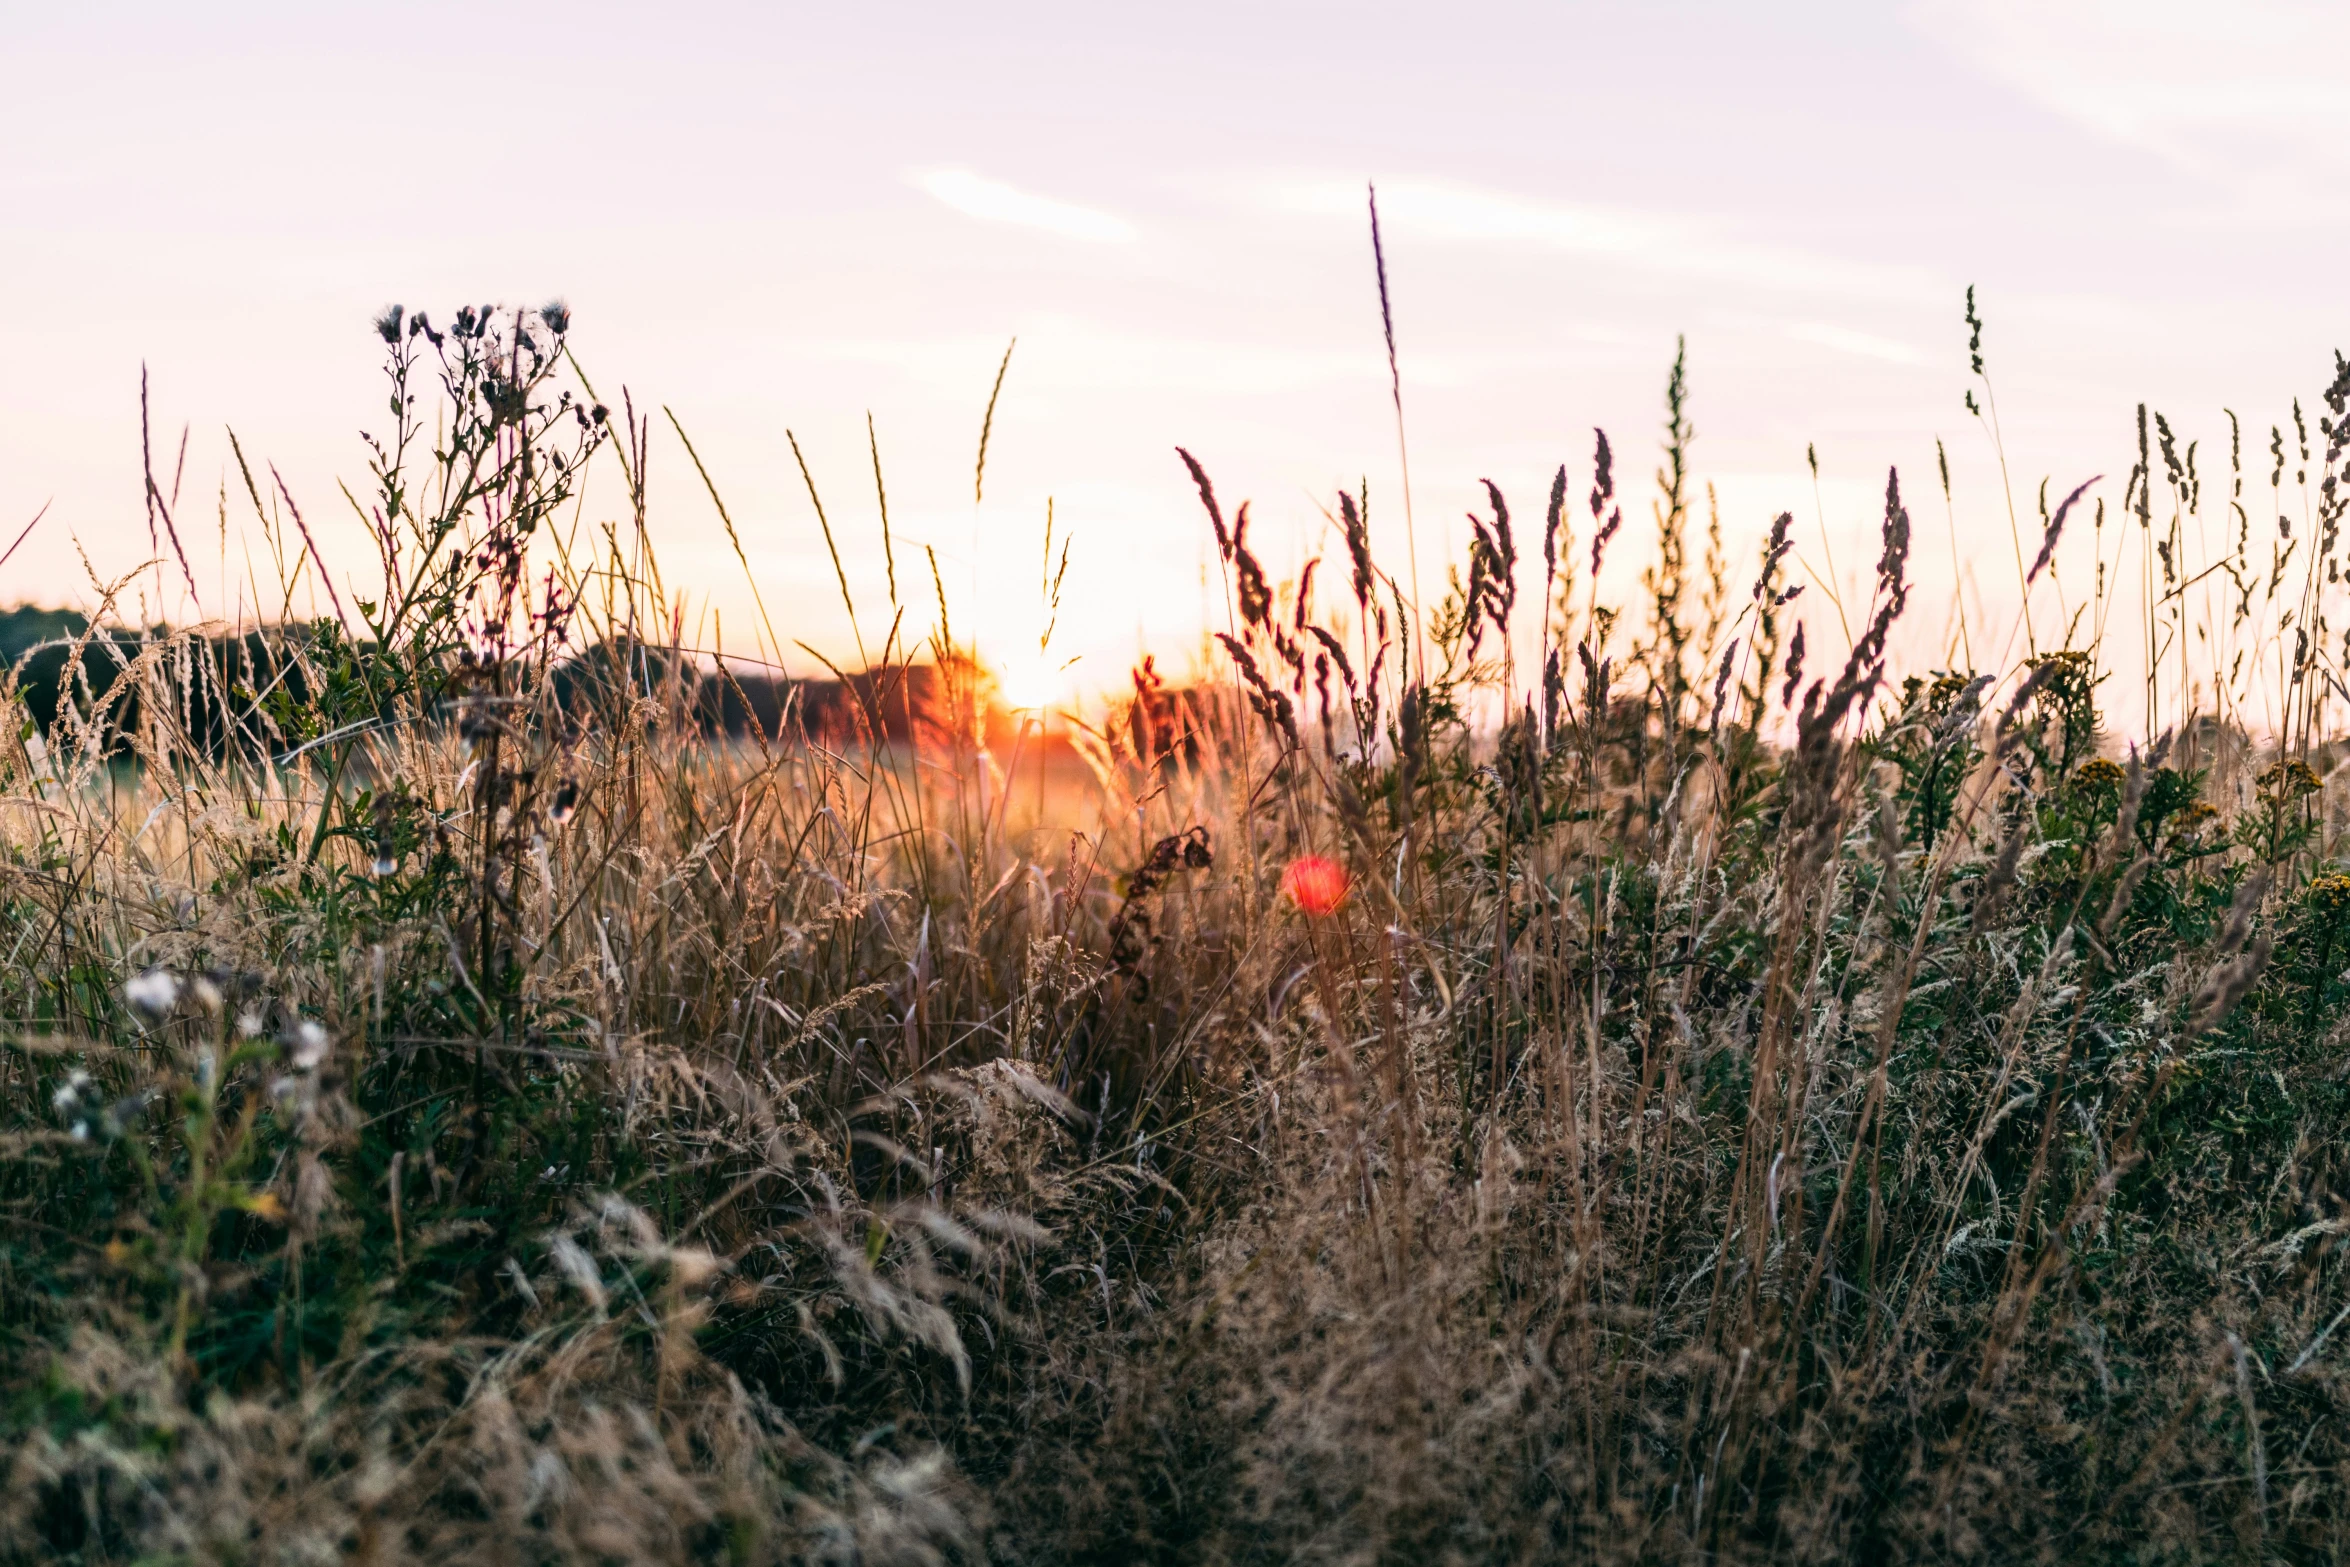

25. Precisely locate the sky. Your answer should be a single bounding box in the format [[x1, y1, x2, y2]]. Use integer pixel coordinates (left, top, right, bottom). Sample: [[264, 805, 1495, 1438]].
[[3, 0, 2347, 728]]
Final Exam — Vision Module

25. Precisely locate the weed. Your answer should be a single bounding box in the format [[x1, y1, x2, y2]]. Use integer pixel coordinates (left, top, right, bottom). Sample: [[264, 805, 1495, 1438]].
[[1, 298, 2348, 1567]]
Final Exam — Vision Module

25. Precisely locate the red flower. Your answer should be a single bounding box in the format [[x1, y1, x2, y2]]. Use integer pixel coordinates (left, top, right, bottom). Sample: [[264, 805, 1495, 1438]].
[[1280, 855, 1350, 917]]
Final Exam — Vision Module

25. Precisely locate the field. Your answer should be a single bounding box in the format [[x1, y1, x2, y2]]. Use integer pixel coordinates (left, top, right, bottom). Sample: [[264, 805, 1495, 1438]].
[[2, 305, 2348, 1564]]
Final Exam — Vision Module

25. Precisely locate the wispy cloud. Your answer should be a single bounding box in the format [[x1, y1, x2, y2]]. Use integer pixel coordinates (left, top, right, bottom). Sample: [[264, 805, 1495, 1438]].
[[1269, 178, 1944, 305], [1908, 0, 2350, 195], [812, 315, 1379, 397], [912, 169, 1138, 244], [1786, 322, 1930, 367]]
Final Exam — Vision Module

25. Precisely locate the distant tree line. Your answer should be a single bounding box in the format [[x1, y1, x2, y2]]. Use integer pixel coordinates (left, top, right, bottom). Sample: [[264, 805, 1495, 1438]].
[[0, 605, 986, 759]]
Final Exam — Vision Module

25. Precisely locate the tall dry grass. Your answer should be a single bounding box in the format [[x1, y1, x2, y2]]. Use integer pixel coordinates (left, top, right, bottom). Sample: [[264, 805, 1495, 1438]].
[[1, 302, 2347, 1565]]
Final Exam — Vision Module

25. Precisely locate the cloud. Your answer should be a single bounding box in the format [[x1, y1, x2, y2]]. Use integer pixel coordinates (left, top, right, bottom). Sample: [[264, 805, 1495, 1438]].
[[1272, 178, 1944, 304], [911, 169, 1138, 244], [812, 315, 1380, 397], [1786, 322, 1930, 367], [1907, 0, 2350, 192]]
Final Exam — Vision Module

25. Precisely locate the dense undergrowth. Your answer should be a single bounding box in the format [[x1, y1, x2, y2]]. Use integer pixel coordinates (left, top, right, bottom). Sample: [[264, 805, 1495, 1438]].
[[3, 304, 2349, 1563]]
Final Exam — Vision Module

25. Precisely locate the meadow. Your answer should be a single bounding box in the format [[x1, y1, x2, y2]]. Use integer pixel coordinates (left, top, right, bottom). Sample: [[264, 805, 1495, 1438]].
[[1, 299, 2347, 1564]]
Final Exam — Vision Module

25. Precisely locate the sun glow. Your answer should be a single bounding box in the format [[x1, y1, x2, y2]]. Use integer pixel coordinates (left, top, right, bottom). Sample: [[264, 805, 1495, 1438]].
[[991, 647, 1074, 713]]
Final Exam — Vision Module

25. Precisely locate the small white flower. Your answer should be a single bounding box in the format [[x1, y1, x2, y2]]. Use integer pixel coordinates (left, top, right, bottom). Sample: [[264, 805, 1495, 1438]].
[[69, 1121, 89, 1142], [237, 1008, 266, 1038], [124, 969, 182, 1017], [288, 1020, 330, 1072], [371, 853, 398, 878], [191, 975, 224, 1014], [51, 1069, 91, 1114]]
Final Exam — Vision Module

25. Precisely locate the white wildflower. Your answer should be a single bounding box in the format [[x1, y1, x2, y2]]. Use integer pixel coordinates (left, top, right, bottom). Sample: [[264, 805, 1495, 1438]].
[[124, 969, 181, 1017], [288, 1020, 330, 1072], [51, 1069, 91, 1115]]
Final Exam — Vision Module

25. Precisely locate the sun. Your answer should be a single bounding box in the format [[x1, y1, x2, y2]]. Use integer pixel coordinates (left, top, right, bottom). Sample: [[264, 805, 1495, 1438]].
[[993, 648, 1068, 712]]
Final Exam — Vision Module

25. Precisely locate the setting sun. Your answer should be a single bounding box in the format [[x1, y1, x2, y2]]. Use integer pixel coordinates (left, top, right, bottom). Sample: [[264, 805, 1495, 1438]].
[[989, 647, 1074, 713]]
